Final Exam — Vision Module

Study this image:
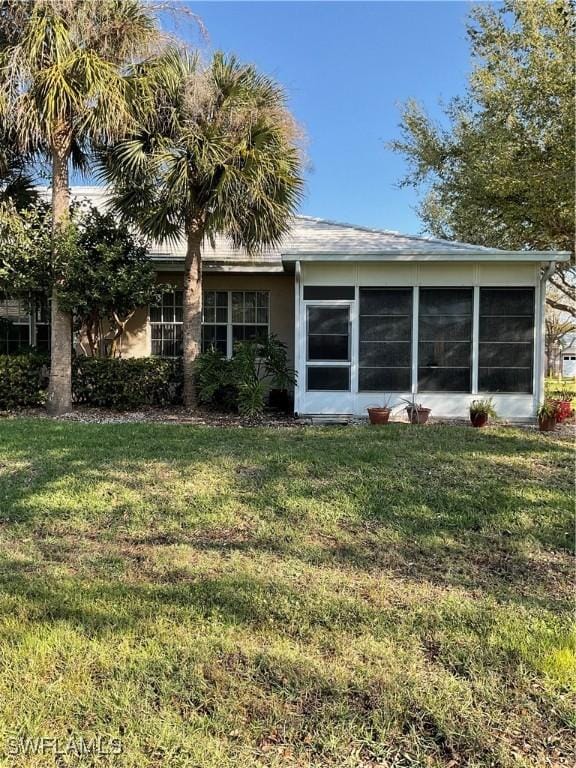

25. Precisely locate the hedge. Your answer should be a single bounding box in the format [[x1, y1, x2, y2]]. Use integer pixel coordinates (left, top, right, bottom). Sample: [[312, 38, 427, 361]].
[[0, 355, 183, 410], [73, 357, 183, 408], [0, 354, 49, 409]]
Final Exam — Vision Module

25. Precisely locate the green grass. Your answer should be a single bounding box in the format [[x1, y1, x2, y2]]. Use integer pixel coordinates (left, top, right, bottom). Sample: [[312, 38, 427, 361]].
[[0, 419, 573, 767]]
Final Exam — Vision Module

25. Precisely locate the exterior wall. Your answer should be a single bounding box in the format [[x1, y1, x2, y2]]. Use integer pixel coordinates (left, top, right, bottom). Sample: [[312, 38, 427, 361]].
[[296, 260, 542, 420], [120, 270, 295, 361]]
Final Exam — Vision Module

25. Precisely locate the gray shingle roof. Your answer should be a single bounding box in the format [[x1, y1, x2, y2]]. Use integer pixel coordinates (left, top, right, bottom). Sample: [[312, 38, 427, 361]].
[[37, 187, 568, 267]]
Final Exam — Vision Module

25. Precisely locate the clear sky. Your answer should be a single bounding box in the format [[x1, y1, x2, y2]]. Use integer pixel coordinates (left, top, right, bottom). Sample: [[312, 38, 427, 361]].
[[178, 1, 478, 235]]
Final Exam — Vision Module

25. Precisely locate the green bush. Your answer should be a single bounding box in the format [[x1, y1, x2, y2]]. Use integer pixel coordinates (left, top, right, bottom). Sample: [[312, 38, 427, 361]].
[[0, 354, 49, 408], [73, 357, 182, 408], [195, 336, 296, 417]]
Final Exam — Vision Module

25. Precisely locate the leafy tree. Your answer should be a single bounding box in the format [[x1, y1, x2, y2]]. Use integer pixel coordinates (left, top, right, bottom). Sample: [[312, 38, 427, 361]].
[[0, 200, 52, 293], [0, 199, 163, 358], [62, 203, 165, 357], [0, 0, 161, 413], [391, 0, 575, 312], [100, 49, 304, 406]]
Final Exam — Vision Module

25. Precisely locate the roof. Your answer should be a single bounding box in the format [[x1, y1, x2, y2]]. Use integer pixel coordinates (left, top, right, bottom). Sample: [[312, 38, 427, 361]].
[[40, 186, 570, 270]]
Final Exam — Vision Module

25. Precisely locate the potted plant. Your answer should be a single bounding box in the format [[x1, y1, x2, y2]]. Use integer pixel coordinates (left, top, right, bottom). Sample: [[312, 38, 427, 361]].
[[469, 398, 497, 428], [401, 396, 431, 425], [552, 389, 574, 423], [367, 396, 393, 425], [537, 400, 558, 432]]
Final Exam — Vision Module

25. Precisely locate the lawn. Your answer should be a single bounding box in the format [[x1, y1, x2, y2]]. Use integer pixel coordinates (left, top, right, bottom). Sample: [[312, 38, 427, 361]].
[[0, 419, 573, 768]]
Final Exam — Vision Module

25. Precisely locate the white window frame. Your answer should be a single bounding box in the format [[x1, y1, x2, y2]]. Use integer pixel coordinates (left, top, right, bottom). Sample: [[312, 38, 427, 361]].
[[0, 293, 50, 353], [202, 290, 271, 358], [150, 289, 184, 358]]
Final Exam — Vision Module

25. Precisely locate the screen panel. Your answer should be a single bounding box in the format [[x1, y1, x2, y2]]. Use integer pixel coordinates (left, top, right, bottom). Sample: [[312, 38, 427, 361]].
[[478, 288, 534, 393], [418, 288, 472, 392], [358, 288, 412, 392]]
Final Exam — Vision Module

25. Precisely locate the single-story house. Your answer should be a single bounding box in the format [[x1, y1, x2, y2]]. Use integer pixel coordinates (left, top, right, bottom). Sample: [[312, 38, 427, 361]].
[[2, 186, 570, 419], [561, 342, 576, 378]]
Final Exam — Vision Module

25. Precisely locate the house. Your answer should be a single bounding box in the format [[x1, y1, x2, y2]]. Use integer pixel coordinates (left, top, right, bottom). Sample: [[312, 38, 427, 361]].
[[2, 186, 570, 419], [561, 342, 576, 378]]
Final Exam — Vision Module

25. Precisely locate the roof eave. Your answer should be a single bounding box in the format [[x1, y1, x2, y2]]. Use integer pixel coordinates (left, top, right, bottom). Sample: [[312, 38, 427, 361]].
[[281, 251, 571, 263]]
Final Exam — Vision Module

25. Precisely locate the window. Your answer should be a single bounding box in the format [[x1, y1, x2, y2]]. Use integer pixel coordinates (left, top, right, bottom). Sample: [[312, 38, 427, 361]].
[[418, 288, 473, 392], [306, 305, 350, 391], [0, 296, 30, 354], [202, 291, 228, 356], [201, 290, 270, 357], [359, 288, 412, 391], [0, 294, 50, 354], [34, 294, 51, 352], [478, 288, 534, 393], [150, 289, 183, 357]]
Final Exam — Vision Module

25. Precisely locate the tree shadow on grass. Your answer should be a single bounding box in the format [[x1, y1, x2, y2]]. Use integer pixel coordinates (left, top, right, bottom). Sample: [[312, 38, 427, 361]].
[[0, 420, 571, 616]]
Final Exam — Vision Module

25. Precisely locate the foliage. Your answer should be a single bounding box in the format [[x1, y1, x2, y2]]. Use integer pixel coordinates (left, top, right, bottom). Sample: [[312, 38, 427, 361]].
[[61, 203, 165, 357], [0, 419, 573, 766], [0, 0, 167, 412], [469, 398, 497, 418], [537, 400, 559, 419], [400, 396, 427, 412], [72, 357, 182, 409], [0, 199, 163, 358], [0, 353, 49, 408], [0, 201, 53, 293], [99, 48, 304, 404], [391, 0, 575, 312], [195, 336, 296, 417]]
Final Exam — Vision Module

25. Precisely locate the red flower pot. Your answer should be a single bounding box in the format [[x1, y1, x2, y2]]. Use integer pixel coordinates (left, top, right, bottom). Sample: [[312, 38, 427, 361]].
[[470, 412, 489, 428], [367, 407, 391, 425]]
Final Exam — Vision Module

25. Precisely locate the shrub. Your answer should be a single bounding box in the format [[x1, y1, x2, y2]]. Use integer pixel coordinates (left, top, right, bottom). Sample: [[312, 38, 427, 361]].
[[0, 354, 49, 408], [469, 398, 497, 418], [195, 336, 296, 417], [73, 357, 182, 408]]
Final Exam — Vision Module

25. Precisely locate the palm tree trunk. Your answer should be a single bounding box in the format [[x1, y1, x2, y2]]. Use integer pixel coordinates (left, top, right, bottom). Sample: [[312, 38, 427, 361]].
[[46, 137, 73, 416], [182, 226, 203, 407]]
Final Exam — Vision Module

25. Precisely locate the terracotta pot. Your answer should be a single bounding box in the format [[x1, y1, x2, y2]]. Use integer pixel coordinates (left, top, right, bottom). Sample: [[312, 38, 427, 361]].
[[470, 412, 489, 428], [406, 406, 431, 425], [538, 415, 557, 432], [367, 407, 391, 425]]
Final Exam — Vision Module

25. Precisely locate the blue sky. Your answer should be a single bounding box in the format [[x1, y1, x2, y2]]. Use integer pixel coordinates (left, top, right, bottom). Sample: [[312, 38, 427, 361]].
[[179, 1, 478, 235]]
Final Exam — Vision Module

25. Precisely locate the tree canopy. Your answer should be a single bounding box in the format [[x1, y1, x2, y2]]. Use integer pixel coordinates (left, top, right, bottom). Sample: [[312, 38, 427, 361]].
[[391, 0, 575, 312], [100, 48, 304, 404], [0, 199, 162, 357]]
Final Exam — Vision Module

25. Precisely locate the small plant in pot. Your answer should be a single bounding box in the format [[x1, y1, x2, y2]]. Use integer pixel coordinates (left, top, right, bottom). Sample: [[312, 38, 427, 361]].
[[401, 396, 431, 425], [469, 398, 497, 428], [537, 400, 558, 432], [367, 396, 393, 425]]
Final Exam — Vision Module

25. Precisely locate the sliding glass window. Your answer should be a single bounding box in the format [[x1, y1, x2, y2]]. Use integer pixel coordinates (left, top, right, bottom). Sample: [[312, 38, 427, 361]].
[[358, 288, 412, 391], [418, 288, 473, 392], [478, 288, 534, 393]]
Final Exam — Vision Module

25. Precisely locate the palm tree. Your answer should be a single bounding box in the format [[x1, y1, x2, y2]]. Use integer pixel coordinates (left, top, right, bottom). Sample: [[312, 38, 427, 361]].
[[0, 0, 161, 414], [100, 49, 304, 406]]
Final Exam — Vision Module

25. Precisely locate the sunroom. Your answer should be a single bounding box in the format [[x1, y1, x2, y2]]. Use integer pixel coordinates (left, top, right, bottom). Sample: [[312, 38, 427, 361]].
[[288, 252, 570, 420]]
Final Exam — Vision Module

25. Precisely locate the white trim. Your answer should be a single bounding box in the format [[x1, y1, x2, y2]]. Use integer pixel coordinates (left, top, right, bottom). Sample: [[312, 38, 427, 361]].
[[411, 286, 419, 395], [283, 251, 570, 263], [471, 286, 480, 395], [294, 261, 301, 415]]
